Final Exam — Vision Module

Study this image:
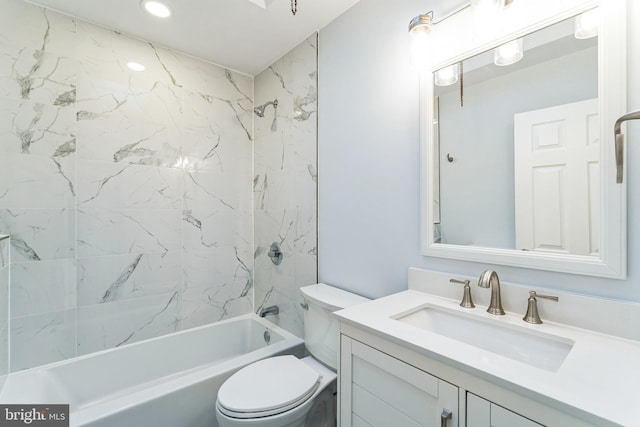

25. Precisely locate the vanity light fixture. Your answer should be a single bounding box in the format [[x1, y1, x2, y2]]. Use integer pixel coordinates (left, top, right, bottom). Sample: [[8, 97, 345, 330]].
[[126, 61, 146, 72], [408, 13, 434, 70], [409, 1, 514, 70], [434, 63, 460, 86], [471, 0, 513, 42], [494, 38, 523, 66], [574, 8, 599, 39], [142, 1, 171, 18], [471, 0, 500, 41]]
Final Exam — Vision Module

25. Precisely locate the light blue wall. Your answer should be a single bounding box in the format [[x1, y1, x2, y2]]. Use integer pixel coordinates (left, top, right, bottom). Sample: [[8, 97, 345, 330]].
[[318, 0, 640, 302]]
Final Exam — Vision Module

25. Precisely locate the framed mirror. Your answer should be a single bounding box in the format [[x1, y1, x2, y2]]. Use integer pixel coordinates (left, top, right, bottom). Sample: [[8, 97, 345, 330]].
[[420, 0, 627, 278]]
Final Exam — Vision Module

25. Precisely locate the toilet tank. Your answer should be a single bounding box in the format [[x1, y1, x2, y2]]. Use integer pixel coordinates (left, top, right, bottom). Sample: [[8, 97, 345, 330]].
[[300, 283, 370, 370]]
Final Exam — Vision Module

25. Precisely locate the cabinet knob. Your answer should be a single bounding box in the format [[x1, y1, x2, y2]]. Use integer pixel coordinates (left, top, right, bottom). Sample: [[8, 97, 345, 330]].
[[441, 408, 453, 427]]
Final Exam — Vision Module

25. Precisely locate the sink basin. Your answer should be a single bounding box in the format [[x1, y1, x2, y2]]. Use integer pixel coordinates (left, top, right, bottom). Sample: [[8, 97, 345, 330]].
[[394, 306, 574, 371]]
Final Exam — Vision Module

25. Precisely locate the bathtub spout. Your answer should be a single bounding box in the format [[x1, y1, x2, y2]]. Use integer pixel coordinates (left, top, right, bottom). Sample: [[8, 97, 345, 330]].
[[259, 305, 279, 317]]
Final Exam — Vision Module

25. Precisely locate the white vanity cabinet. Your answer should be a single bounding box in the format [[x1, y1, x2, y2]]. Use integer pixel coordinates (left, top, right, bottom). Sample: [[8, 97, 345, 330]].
[[338, 326, 600, 427], [340, 336, 459, 427], [466, 393, 542, 427]]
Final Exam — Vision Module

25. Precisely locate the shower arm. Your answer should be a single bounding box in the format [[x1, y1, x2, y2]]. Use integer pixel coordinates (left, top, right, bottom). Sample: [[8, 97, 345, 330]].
[[614, 110, 640, 184]]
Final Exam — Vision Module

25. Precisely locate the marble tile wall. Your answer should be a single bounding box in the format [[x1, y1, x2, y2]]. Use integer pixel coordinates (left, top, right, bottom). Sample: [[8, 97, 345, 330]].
[[254, 34, 318, 337], [0, 0, 253, 370], [0, 236, 9, 390]]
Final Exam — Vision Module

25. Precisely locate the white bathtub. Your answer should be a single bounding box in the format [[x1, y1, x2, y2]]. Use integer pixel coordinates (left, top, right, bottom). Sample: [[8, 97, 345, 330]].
[[0, 314, 304, 427]]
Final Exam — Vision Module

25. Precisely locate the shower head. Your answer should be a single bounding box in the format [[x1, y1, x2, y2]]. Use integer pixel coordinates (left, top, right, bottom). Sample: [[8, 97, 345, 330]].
[[254, 99, 278, 117]]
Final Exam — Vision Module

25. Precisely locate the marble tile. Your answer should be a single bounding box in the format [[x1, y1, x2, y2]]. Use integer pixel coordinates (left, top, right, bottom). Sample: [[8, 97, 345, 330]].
[[77, 251, 181, 306], [254, 241, 294, 311], [0, 98, 76, 157], [253, 170, 294, 217], [75, 83, 182, 167], [11, 309, 76, 371], [183, 169, 252, 251], [0, 209, 75, 262], [181, 95, 252, 173], [75, 22, 175, 94], [260, 34, 318, 106], [0, 0, 76, 57], [0, 238, 8, 269], [0, 0, 77, 108], [77, 208, 181, 257], [253, 33, 317, 339], [153, 50, 253, 143], [253, 259, 303, 338], [0, 0, 320, 368], [0, 262, 8, 332], [254, 209, 297, 255], [76, 292, 180, 356], [293, 209, 317, 257], [154, 48, 253, 100], [181, 247, 253, 329], [293, 251, 318, 289], [184, 169, 250, 212], [0, 49, 76, 107], [10, 259, 76, 317], [182, 84, 253, 143], [77, 160, 182, 210], [0, 324, 8, 389], [0, 153, 76, 209]]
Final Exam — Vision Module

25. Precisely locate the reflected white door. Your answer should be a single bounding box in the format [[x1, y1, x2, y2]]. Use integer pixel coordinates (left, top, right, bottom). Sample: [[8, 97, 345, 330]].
[[514, 98, 599, 256]]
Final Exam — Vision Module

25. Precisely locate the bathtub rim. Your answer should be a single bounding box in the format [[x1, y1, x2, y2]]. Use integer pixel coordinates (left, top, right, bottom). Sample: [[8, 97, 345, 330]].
[[6, 313, 301, 377], [1, 313, 305, 426]]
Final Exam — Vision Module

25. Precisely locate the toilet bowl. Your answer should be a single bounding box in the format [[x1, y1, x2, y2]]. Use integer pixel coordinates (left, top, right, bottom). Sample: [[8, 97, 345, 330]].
[[215, 284, 369, 427]]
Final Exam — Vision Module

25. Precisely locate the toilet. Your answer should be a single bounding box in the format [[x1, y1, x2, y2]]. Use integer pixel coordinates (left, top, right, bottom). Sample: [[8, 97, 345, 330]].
[[215, 283, 369, 427]]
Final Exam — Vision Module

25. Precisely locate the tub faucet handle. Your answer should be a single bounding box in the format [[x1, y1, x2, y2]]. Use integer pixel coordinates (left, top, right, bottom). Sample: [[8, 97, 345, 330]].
[[449, 278, 475, 308], [523, 291, 558, 324]]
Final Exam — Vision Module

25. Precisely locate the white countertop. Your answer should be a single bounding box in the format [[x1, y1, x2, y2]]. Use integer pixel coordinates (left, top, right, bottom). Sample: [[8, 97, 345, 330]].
[[336, 290, 640, 427]]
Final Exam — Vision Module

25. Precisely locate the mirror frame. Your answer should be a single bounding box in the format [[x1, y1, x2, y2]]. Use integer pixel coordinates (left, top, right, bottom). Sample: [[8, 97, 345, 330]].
[[420, 0, 627, 279]]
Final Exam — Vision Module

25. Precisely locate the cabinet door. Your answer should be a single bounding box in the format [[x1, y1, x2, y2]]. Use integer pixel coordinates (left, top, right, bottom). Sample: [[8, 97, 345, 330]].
[[340, 337, 458, 427], [467, 393, 543, 427]]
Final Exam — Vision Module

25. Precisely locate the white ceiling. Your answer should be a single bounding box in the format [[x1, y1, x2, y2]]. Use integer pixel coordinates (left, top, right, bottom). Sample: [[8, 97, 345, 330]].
[[24, 0, 361, 76]]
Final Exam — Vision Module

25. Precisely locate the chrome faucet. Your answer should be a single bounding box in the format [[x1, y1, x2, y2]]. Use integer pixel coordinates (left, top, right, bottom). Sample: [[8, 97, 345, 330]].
[[477, 270, 505, 315], [259, 305, 279, 317]]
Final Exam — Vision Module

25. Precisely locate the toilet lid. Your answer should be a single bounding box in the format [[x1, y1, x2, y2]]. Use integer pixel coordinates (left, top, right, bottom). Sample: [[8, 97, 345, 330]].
[[217, 355, 321, 418]]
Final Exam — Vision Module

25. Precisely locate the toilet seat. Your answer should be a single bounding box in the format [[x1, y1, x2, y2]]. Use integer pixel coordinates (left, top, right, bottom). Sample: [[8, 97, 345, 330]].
[[216, 355, 322, 419]]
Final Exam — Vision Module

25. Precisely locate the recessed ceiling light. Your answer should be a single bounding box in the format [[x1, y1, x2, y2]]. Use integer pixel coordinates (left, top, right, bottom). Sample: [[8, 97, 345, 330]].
[[127, 62, 146, 72], [142, 1, 171, 18]]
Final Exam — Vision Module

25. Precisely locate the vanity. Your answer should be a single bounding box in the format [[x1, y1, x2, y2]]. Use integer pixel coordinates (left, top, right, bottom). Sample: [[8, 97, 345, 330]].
[[334, 0, 638, 424], [335, 268, 640, 427]]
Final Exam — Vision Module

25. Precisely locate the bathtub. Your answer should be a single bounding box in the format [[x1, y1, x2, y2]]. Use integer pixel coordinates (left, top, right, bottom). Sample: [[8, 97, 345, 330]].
[[0, 314, 304, 427]]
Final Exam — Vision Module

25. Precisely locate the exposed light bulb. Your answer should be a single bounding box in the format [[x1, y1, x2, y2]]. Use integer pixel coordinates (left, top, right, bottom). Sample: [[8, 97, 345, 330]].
[[471, 0, 501, 43], [574, 8, 599, 39], [408, 14, 433, 71], [494, 38, 523, 66], [434, 64, 459, 86]]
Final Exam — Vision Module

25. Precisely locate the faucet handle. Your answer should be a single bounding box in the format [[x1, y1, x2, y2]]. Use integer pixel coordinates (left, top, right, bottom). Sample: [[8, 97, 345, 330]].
[[523, 291, 558, 324], [449, 278, 475, 309]]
